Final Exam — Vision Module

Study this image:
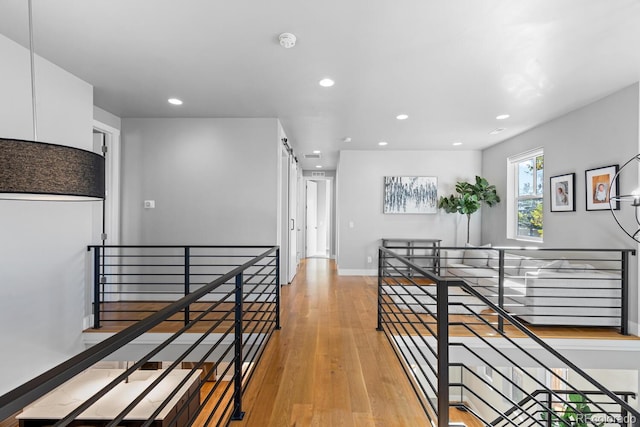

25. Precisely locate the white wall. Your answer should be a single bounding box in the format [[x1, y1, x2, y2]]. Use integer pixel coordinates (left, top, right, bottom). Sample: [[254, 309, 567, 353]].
[[120, 118, 280, 245], [0, 34, 94, 394], [336, 150, 482, 274], [93, 106, 121, 131], [481, 83, 639, 330]]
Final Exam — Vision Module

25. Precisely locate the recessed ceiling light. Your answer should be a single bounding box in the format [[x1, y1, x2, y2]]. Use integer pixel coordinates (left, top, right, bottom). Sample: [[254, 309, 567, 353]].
[[343, 137, 352, 143], [452, 142, 463, 146], [378, 141, 388, 146], [396, 114, 409, 120], [168, 98, 183, 105], [489, 128, 506, 135], [315, 165, 323, 168], [319, 78, 335, 87], [496, 114, 510, 120], [313, 150, 321, 154]]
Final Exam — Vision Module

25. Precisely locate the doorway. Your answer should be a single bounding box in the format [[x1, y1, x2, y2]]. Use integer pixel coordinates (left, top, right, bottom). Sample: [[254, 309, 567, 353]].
[[305, 178, 332, 259], [90, 121, 121, 310]]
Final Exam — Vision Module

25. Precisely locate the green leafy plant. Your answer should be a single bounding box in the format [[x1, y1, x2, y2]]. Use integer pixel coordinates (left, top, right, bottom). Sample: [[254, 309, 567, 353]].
[[438, 176, 500, 243], [540, 394, 604, 427]]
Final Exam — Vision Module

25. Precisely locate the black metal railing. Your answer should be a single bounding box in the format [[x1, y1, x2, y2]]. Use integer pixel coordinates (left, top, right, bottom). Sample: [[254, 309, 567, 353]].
[[0, 245, 280, 426], [88, 245, 281, 329], [378, 246, 640, 427], [492, 389, 637, 427], [383, 244, 635, 334]]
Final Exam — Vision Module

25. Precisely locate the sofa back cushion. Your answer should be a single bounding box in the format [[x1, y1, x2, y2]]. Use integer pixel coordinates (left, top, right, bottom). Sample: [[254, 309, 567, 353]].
[[487, 253, 526, 276], [464, 248, 494, 267], [518, 258, 547, 276]]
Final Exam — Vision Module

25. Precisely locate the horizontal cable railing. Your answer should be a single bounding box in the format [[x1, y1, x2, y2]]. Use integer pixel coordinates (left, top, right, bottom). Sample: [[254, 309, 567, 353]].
[[88, 245, 280, 329], [377, 246, 640, 427], [0, 245, 280, 427], [491, 389, 637, 427], [384, 243, 635, 334]]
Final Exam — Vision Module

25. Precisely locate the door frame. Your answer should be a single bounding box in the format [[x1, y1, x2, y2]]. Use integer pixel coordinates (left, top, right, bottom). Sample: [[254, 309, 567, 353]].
[[93, 120, 121, 248], [303, 176, 335, 259], [87, 120, 121, 323]]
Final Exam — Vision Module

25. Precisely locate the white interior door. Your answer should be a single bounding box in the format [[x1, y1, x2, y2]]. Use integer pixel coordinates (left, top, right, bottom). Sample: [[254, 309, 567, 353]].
[[287, 157, 298, 282], [279, 147, 290, 284], [306, 180, 318, 257]]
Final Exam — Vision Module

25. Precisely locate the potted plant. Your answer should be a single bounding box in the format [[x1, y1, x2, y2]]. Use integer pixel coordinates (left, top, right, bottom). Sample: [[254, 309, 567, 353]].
[[540, 393, 604, 427], [438, 176, 500, 244]]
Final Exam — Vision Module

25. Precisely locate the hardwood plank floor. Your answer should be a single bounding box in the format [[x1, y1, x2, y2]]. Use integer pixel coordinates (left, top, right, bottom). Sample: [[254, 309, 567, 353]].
[[234, 258, 431, 426]]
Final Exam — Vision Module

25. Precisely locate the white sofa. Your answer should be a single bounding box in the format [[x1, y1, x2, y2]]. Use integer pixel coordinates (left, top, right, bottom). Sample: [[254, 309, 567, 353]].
[[442, 247, 622, 327]]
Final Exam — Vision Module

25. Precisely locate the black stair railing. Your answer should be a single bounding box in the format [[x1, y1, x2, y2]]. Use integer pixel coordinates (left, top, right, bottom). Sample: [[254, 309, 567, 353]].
[[88, 245, 281, 330], [383, 243, 635, 334], [0, 245, 280, 426], [377, 246, 640, 427], [492, 389, 637, 427]]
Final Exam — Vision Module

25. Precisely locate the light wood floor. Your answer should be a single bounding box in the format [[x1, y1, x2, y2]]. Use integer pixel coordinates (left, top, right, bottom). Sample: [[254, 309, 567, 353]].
[[233, 258, 432, 426]]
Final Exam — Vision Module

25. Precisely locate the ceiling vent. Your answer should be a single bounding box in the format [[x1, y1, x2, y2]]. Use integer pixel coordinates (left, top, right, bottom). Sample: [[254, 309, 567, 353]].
[[304, 153, 321, 159], [311, 171, 325, 177]]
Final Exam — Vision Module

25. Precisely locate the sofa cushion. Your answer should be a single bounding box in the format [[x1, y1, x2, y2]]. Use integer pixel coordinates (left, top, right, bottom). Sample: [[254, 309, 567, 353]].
[[442, 249, 464, 267], [487, 254, 526, 276], [518, 257, 547, 276], [446, 264, 496, 285], [537, 259, 567, 273], [463, 244, 493, 268], [561, 263, 596, 272]]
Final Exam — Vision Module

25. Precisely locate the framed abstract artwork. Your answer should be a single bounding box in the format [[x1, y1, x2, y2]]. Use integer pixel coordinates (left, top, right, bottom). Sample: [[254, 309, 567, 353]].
[[585, 165, 619, 211], [549, 173, 575, 212], [383, 176, 438, 214]]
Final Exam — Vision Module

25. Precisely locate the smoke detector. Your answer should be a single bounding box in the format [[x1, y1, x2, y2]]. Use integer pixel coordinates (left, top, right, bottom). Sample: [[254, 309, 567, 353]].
[[279, 33, 297, 48]]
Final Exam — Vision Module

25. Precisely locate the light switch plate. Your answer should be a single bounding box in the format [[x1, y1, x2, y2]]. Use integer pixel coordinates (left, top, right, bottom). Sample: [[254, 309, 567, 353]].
[[144, 200, 155, 209]]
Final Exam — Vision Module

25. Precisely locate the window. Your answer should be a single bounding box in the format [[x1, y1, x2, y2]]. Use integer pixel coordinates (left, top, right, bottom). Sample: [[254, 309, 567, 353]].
[[507, 149, 544, 241]]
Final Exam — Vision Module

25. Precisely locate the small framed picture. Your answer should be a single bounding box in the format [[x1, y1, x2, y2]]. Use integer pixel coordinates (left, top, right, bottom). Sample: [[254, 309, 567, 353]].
[[550, 173, 575, 212], [585, 165, 619, 211]]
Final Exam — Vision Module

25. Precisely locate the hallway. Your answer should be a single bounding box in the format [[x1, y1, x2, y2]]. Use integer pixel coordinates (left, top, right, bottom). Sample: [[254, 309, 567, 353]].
[[235, 258, 430, 426]]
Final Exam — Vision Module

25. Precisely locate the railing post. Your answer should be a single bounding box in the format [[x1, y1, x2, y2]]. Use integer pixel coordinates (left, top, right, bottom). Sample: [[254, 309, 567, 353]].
[[546, 391, 552, 427], [232, 272, 245, 421], [621, 250, 629, 335], [622, 394, 629, 427], [437, 279, 449, 427], [498, 249, 505, 333], [377, 248, 383, 331], [184, 247, 190, 326], [93, 246, 101, 329], [275, 248, 281, 330]]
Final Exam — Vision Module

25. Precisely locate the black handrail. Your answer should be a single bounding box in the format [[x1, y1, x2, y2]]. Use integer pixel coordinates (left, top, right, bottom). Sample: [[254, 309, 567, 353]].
[[389, 244, 635, 334], [377, 246, 640, 427], [88, 244, 280, 329], [491, 389, 637, 426], [0, 245, 279, 422]]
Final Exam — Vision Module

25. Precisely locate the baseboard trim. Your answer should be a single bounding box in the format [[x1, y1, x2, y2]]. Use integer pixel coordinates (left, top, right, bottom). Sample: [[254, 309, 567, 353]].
[[83, 315, 93, 330], [629, 320, 639, 336], [337, 268, 377, 276]]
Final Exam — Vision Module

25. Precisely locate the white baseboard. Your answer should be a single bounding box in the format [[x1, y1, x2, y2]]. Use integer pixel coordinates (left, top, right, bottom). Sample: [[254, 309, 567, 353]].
[[629, 320, 639, 336], [83, 315, 93, 330], [338, 268, 377, 276]]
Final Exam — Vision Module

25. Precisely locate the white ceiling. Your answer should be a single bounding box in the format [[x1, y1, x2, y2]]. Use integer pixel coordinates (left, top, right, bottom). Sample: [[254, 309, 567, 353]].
[[1, 0, 640, 170]]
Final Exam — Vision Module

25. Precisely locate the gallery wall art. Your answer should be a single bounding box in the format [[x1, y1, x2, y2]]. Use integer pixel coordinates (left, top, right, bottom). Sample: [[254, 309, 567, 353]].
[[585, 165, 619, 211], [383, 176, 438, 214], [550, 172, 575, 212]]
